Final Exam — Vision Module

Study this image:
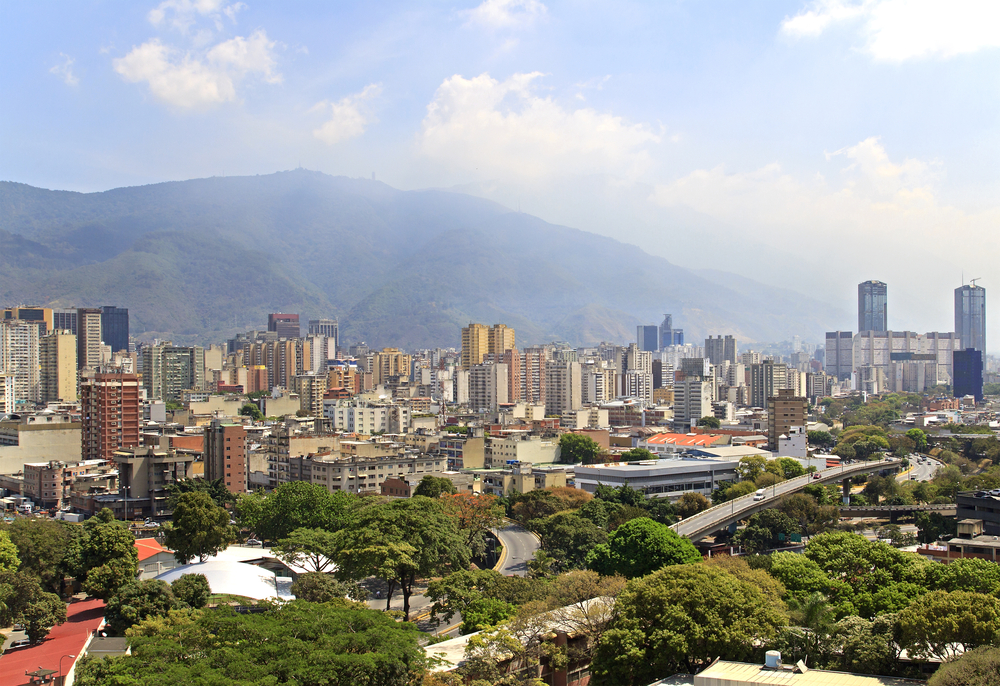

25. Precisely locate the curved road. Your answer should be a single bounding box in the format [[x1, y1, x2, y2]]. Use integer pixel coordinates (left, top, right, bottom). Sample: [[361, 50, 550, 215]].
[[672, 458, 900, 542], [494, 522, 541, 576]]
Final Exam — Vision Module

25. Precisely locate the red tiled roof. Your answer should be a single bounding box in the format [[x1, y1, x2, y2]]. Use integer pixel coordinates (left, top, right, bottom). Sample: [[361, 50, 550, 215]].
[[0, 598, 105, 686], [134, 537, 171, 562], [643, 433, 726, 447]]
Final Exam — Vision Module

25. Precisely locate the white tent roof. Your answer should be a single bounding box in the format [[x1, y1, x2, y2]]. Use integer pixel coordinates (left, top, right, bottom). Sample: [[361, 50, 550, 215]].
[[154, 559, 293, 601]]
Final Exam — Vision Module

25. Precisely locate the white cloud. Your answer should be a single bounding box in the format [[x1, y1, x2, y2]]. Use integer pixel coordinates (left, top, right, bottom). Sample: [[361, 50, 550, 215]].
[[149, 0, 244, 32], [463, 0, 547, 29], [312, 84, 383, 145], [49, 53, 78, 86], [781, 0, 1000, 60], [113, 30, 280, 108], [420, 72, 660, 179]]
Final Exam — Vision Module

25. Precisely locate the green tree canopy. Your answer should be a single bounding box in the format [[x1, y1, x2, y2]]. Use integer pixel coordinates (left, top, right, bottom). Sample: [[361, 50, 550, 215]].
[[171, 573, 211, 609], [6, 518, 80, 592], [736, 455, 767, 482], [167, 477, 237, 509], [165, 491, 237, 564], [105, 580, 180, 635], [533, 512, 608, 571], [412, 474, 458, 498], [239, 402, 264, 422], [74, 600, 427, 686], [807, 430, 836, 448], [0, 530, 20, 572], [237, 481, 361, 541], [558, 432, 603, 464], [897, 590, 1000, 661], [81, 513, 139, 599], [697, 415, 721, 429], [734, 509, 800, 554], [334, 497, 470, 619], [928, 645, 1000, 686], [620, 448, 656, 462], [675, 492, 710, 519], [586, 517, 701, 578], [290, 571, 368, 603], [0, 570, 67, 642], [591, 564, 787, 683], [272, 527, 339, 573], [906, 428, 929, 452]]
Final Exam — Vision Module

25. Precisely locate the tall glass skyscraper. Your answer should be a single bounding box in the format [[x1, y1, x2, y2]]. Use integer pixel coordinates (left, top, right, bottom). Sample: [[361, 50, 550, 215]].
[[100, 306, 129, 353], [858, 280, 888, 332], [955, 283, 986, 352]]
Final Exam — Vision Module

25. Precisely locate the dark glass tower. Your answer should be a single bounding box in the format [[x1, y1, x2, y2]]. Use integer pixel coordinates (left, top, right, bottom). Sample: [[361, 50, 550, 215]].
[[100, 306, 129, 353], [636, 325, 659, 352], [955, 284, 986, 353], [953, 348, 983, 402], [858, 280, 888, 332]]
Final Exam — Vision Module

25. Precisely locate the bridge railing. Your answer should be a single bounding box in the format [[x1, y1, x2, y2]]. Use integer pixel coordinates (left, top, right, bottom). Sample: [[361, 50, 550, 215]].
[[671, 458, 899, 539]]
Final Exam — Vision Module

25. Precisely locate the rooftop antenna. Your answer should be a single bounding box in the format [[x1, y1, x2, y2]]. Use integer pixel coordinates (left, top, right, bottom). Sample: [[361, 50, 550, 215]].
[[970, 277, 982, 288]]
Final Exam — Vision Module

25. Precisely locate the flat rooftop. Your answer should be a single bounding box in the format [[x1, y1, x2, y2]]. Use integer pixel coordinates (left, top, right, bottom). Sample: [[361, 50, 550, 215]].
[[695, 660, 925, 686]]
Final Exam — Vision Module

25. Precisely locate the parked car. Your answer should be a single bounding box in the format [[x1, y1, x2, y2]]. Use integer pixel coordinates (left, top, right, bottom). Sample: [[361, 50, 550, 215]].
[[245, 538, 262, 547], [8, 638, 31, 649]]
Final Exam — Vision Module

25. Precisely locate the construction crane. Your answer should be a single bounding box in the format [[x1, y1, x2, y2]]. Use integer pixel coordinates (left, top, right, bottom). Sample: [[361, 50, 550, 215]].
[[970, 277, 982, 288]]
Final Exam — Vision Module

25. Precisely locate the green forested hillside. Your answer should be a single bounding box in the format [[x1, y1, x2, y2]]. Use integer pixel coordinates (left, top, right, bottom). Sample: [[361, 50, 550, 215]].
[[0, 170, 845, 347]]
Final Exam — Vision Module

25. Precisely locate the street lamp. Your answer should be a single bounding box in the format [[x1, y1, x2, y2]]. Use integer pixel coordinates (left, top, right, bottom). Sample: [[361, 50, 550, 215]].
[[59, 654, 77, 681]]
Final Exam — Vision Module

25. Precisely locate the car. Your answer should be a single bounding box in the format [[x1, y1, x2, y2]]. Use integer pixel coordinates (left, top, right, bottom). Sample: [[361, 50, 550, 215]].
[[245, 538, 262, 547], [753, 488, 767, 502], [812, 472, 822, 479], [8, 638, 31, 649]]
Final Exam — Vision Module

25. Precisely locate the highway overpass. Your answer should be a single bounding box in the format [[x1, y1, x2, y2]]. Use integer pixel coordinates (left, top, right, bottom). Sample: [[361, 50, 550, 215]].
[[671, 458, 902, 542]]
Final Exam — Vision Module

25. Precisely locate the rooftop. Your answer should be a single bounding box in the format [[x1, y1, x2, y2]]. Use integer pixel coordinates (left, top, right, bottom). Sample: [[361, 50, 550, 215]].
[[692, 660, 925, 686]]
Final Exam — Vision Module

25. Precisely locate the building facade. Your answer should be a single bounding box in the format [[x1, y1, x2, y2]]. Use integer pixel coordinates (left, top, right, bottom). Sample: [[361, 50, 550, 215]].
[[81, 371, 142, 462], [858, 280, 888, 332], [204, 420, 248, 493], [0, 318, 41, 404], [767, 388, 807, 452], [77, 307, 103, 370], [100, 306, 129, 353], [40, 330, 77, 403], [955, 283, 986, 353]]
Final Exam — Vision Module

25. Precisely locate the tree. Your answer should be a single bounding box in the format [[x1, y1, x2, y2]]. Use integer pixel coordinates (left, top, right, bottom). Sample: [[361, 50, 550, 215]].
[[767, 551, 845, 606], [334, 497, 470, 619], [926, 558, 1000, 595], [237, 481, 360, 541], [75, 600, 427, 686], [675, 492, 710, 519], [591, 565, 787, 683], [533, 512, 608, 570], [6, 518, 77, 592], [81, 515, 139, 599], [105, 580, 179, 635], [0, 530, 20, 572], [697, 416, 721, 429], [290, 571, 367, 603], [171, 574, 211, 608], [239, 402, 264, 422], [734, 510, 800, 554], [620, 448, 656, 462], [586, 517, 701, 578], [915, 510, 957, 543], [829, 614, 899, 675], [461, 597, 519, 634], [773, 457, 806, 479], [0, 570, 67, 643], [441, 493, 505, 559], [167, 477, 237, 509], [897, 591, 1000, 661], [906, 427, 929, 452], [165, 491, 236, 564], [19, 590, 67, 644], [807, 430, 835, 448], [426, 569, 541, 624], [272, 527, 339, 572], [413, 474, 457, 498], [736, 455, 767, 482], [929, 646, 1000, 686], [558, 432, 603, 464]]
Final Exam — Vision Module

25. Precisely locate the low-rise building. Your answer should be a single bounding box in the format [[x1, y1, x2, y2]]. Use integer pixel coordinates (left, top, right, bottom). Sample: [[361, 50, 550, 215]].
[[0, 411, 82, 474], [574, 456, 740, 499], [114, 444, 196, 519], [473, 462, 569, 497], [22, 459, 116, 509]]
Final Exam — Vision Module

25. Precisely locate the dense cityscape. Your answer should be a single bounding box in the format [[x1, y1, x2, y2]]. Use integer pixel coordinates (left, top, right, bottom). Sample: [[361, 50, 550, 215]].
[[5, 1, 1000, 685], [0, 275, 998, 686]]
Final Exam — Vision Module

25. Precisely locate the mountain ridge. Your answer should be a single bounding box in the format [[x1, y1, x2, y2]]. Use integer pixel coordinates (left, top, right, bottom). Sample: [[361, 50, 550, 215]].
[[0, 170, 846, 348]]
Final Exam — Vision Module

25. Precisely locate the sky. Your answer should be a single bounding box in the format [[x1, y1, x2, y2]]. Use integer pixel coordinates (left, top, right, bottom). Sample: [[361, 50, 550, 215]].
[[3, 0, 1000, 349]]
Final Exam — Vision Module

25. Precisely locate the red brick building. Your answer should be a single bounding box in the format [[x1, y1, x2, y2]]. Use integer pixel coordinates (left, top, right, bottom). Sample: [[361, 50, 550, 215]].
[[204, 419, 248, 493], [81, 371, 141, 462]]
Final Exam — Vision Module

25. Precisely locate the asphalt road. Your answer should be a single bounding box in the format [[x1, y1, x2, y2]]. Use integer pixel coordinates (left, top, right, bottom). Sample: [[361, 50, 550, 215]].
[[494, 522, 541, 577], [901, 456, 941, 482]]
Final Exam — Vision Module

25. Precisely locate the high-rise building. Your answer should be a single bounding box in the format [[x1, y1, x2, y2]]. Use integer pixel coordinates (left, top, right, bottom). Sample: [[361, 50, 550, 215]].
[[469, 363, 509, 412], [142, 343, 206, 402], [3, 307, 52, 335], [81, 371, 141, 461], [52, 308, 78, 336], [100, 306, 129, 353], [40, 330, 78, 402], [955, 283, 986, 353], [704, 335, 737, 365], [858, 280, 888, 333], [462, 323, 515, 368], [372, 348, 412, 385], [768, 389, 807, 452], [659, 314, 684, 349], [520, 347, 548, 405], [824, 331, 854, 381], [267, 313, 301, 339], [204, 419, 248, 493], [0, 373, 13, 414], [77, 308, 103, 370], [295, 373, 328, 418], [673, 379, 713, 432], [750, 360, 788, 408], [636, 325, 659, 353], [544, 360, 581, 416], [308, 318, 339, 354], [488, 324, 515, 357], [953, 349, 984, 402], [0, 319, 41, 404]]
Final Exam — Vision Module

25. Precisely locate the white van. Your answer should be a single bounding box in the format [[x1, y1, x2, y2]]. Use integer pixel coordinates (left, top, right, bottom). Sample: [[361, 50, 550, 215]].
[[753, 488, 767, 502]]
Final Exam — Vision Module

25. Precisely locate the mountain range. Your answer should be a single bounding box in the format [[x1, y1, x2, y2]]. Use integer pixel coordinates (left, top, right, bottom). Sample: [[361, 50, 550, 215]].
[[0, 170, 845, 349]]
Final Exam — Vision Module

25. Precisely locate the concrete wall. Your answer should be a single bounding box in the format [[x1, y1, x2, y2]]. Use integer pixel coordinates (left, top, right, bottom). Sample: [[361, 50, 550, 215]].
[[0, 424, 82, 474]]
